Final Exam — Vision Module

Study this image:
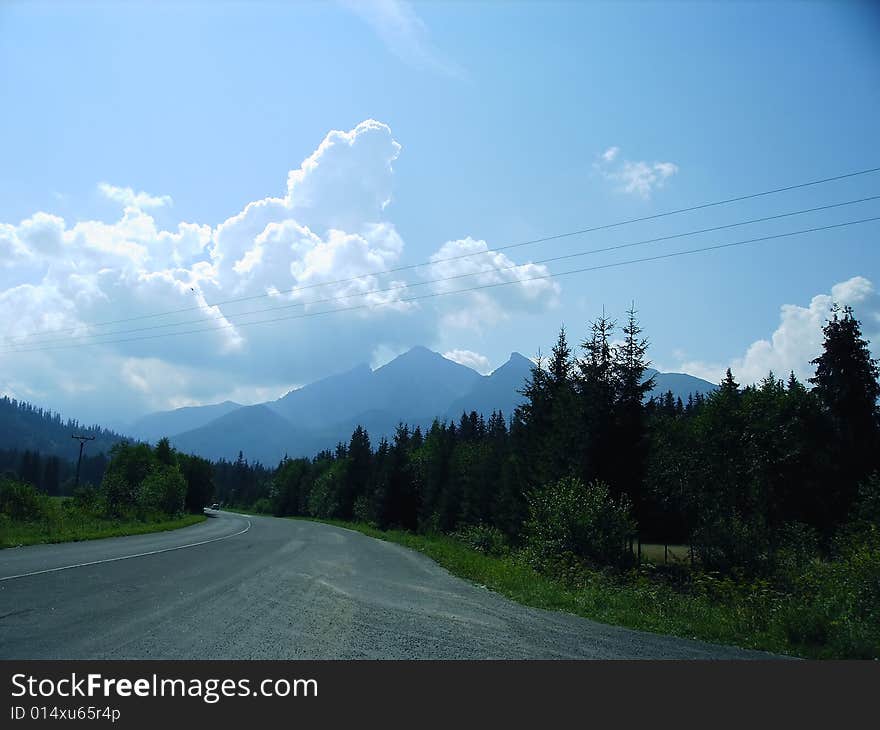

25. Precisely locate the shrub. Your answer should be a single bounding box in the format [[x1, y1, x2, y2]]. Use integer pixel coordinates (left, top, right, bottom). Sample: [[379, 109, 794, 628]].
[[101, 470, 138, 516], [352, 494, 378, 526], [525, 477, 635, 570], [0, 478, 50, 521], [782, 523, 880, 658], [252, 497, 273, 514], [691, 512, 770, 575], [852, 473, 880, 526], [307, 463, 344, 519], [453, 524, 508, 556], [772, 521, 820, 591], [139, 466, 187, 516], [72, 485, 101, 513]]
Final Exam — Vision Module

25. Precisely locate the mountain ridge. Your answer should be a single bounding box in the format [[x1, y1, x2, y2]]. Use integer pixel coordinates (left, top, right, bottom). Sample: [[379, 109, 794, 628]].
[[143, 348, 717, 464]]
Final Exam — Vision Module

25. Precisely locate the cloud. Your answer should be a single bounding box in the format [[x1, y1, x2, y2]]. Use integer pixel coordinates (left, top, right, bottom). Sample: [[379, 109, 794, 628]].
[[340, 0, 465, 78], [595, 147, 679, 198], [98, 183, 173, 210], [427, 236, 561, 332], [601, 146, 620, 163], [0, 120, 549, 423], [443, 349, 491, 374], [675, 276, 880, 385]]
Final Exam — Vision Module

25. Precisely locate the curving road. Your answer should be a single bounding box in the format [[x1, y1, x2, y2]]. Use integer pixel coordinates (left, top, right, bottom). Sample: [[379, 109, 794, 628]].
[[0, 512, 772, 659]]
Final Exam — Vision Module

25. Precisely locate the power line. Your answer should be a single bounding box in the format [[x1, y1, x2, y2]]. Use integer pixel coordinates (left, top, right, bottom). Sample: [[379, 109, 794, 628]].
[[4, 193, 879, 348], [4, 215, 877, 356], [7, 164, 879, 342]]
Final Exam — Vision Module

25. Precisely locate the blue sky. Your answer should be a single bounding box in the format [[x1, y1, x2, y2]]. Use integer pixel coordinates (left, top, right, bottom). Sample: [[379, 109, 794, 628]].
[[1, 1, 879, 422]]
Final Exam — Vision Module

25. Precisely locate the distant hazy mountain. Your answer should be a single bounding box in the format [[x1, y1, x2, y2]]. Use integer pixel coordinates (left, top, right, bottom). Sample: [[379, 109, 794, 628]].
[[371, 346, 481, 421], [170, 405, 300, 465], [267, 346, 480, 430], [129, 400, 242, 442], [267, 363, 373, 429], [645, 368, 718, 402], [446, 352, 533, 421], [131, 348, 719, 465]]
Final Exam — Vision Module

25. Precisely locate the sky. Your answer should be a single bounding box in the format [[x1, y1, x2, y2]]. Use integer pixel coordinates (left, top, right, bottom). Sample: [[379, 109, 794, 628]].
[[1, 0, 879, 424]]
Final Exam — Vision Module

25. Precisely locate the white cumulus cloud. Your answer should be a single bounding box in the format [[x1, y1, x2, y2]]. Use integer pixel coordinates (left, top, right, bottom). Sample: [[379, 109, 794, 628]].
[[98, 183, 173, 210], [443, 349, 491, 374], [676, 276, 880, 385], [427, 237, 560, 333]]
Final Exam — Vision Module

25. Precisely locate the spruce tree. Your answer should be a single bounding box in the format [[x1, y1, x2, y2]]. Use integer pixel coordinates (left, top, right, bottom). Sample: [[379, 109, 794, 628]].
[[577, 313, 617, 487], [343, 425, 372, 519], [809, 304, 880, 524], [611, 305, 655, 558], [155, 437, 175, 466]]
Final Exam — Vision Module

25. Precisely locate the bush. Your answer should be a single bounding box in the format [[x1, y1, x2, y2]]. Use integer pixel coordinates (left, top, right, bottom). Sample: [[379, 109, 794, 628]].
[[853, 473, 880, 526], [525, 477, 635, 570], [453, 524, 508, 556], [352, 494, 378, 526], [0, 478, 50, 521], [691, 512, 770, 575], [101, 470, 138, 516], [72, 485, 101, 513], [249, 497, 271, 514], [772, 521, 820, 591], [139, 466, 187, 516], [782, 523, 880, 658], [307, 463, 344, 519]]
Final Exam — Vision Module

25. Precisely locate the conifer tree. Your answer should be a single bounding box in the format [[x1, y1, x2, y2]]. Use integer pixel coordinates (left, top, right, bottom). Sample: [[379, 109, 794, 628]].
[[809, 304, 880, 524], [155, 437, 175, 466], [343, 425, 372, 519], [577, 313, 617, 487], [611, 305, 655, 557]]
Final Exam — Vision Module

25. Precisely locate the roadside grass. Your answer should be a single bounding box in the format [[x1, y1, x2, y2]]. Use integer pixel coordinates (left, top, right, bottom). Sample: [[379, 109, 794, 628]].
[[0, 509, 206, 549]]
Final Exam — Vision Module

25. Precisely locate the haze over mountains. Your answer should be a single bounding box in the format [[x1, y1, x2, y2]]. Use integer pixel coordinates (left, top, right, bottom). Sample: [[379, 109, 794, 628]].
[[125, 347, 716, 465]]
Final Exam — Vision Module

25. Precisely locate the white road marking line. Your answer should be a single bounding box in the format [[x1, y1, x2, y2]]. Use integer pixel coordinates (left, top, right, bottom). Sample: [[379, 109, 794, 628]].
[[0, 517, 252, 582]]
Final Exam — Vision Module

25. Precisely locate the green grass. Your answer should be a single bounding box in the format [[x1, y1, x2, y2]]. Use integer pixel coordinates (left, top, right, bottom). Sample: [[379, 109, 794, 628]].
[[0, 512, 207, 548]]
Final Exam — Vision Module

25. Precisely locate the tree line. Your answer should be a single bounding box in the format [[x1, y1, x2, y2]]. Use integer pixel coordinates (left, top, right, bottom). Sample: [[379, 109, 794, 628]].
[[0, 448, 108, 496]]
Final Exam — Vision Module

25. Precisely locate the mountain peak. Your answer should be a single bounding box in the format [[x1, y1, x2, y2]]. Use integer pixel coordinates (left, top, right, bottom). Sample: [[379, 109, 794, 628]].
[[376, 346, 445, 372], [401, 345, 439, 359]]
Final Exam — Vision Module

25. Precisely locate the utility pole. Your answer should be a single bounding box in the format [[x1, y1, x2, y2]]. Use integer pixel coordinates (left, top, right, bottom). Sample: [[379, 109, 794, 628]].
[[72, 435, 96, 490]]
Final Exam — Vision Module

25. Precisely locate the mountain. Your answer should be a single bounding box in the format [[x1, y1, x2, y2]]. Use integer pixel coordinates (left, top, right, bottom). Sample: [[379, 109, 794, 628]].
[[161, 347, 483, 463], [268, 363, 373, 429], [128, 400, 242, 442], [645, 369, 717, 402], [0, 395, 127, 460], [371, 346, 481, 421], [138, 348, 718, 465], [170, 404, 301, 465], [446, 352, 533, 421]]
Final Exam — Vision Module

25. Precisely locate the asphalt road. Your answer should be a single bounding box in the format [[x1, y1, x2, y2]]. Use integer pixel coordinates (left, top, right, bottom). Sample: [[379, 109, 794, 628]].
[[0, 512, 772, 659]]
